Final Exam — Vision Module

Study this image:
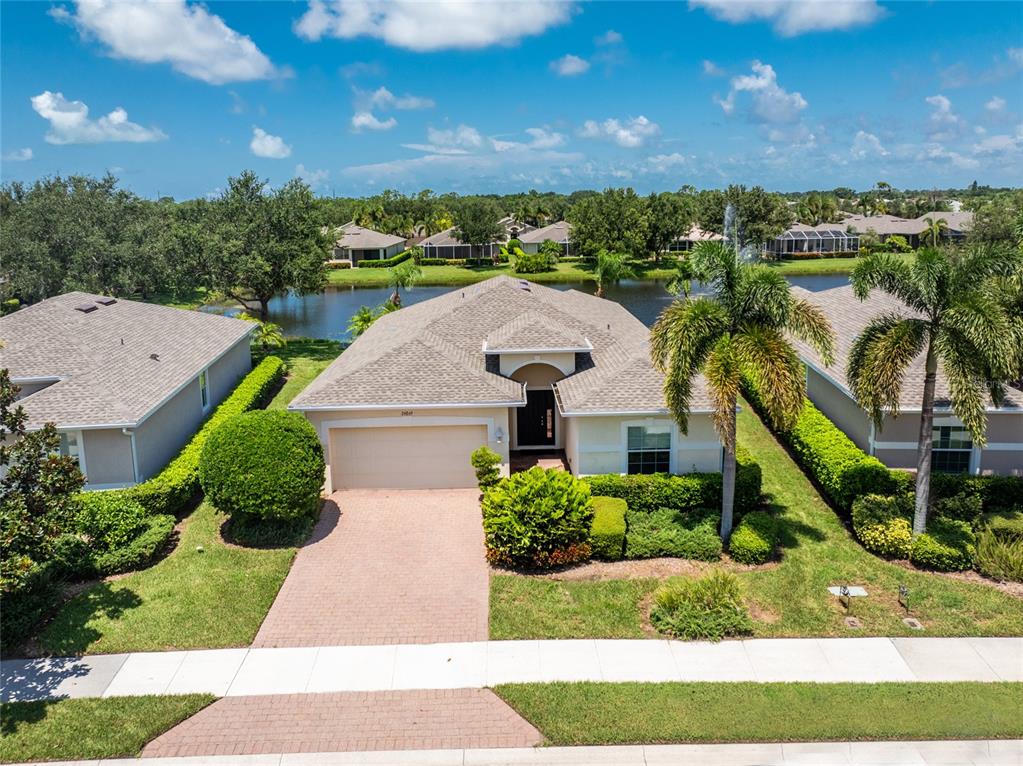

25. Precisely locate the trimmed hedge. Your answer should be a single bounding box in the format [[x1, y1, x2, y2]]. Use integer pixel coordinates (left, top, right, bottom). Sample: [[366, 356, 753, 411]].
[[127, 356, 285, 516], [910, 517, 976, 572], [624, 508, 722, 561], [93, 514, 175, 576], [356, 250, 412, 268], [729, 511, 777, 564], [851, 494, 913, 559], [584, 446, 761, 516], [199, 410, 325, 521], [417, 258, 467, 266], [590, 496, 627, 560]]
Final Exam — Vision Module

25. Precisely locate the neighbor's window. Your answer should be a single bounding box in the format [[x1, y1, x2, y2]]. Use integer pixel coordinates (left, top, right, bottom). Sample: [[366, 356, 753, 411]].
[[932, 425, 972, 474], [59, 431, 82, 470], [627, 426, 670, 474], [199, 369, 210, 411]]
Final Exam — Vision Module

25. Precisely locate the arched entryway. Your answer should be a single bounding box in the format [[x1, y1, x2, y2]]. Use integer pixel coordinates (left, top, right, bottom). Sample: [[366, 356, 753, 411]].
[[510, 362, 564, 450]]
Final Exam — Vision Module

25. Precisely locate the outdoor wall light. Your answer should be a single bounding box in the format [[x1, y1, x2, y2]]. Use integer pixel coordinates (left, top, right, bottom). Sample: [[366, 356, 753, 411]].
[[495, 427, 505, 444]]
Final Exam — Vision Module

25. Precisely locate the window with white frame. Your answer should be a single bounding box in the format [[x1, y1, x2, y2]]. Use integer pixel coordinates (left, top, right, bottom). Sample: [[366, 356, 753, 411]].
[[627, 425, 671, 474], [59, 431, 82, 470], [199, 369, 210, 411], [932, 425, 972, 474]]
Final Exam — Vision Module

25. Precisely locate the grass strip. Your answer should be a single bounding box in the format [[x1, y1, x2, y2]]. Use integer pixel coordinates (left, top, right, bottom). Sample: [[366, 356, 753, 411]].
[[496, 682, 1023, 745], [0, 695, 213, 763]]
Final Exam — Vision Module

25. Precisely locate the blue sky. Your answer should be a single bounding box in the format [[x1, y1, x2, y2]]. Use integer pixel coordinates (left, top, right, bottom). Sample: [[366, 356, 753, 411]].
[[2, 0, 1021, 199]]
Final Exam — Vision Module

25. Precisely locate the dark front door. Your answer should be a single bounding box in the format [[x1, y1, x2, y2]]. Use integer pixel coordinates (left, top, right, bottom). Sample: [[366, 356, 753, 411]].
[[518, 389, 556, 447]]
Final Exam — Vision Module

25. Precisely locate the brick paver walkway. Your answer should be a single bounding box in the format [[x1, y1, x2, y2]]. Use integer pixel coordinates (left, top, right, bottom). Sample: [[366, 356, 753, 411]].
[[141, 689, 542, 758], [253, 489, 488, 647]]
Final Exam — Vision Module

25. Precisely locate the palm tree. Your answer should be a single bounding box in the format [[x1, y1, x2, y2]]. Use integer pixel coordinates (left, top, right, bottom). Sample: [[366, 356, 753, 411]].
[[240, 314, 286, 350], [387, 259, 422, 307], [920, 216, 949, 247], [593, 249, 636, 298], [347, 306, 378, 339], [651, 241, 835, 539], [847, 247, 1021, 535]]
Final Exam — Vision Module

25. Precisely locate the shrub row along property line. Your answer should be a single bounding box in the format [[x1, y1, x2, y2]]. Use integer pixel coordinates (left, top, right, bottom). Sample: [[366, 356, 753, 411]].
[[495, 682, 1023, 746]]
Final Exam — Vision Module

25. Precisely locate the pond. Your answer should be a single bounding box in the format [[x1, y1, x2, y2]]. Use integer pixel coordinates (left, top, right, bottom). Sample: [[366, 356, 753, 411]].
[[203, 274, 850, 341]]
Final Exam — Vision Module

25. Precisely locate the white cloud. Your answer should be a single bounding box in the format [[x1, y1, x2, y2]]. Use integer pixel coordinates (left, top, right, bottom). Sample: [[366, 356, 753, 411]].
[[524, 127, 565, 149], [31, 91, 167, 144], [925, 94, 964, 140], [850, 130, 887, 159], [294, 0, 573, 51], [986, 96, 1007, 113], [702, 59, 724, 76], [973, 131, 1021, 157], [1008, 48, 1023, 67], [295, 163, 329, 187], [595, 29, 622, 45], [644, 153, 689, 173], [921, 143, 979, 170], [715, 60, 807, 124], [426, 124, 484, 150], [550, 54, 589, 76], [54, 0, 279, 85], [689, 0, 883, 36], [351, 111, 398, 131], [249, 127, 291, 158], [580, 115, 660, 148], [367, 86, 434, 110], [2, 148, 33, 162]]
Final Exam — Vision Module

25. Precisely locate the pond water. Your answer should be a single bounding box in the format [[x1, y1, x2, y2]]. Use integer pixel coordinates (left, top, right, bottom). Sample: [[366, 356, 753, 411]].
[[203, 274, 849, 341]]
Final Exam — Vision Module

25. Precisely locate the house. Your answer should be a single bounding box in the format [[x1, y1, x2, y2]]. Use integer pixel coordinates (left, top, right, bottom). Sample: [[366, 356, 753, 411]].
[[0, 293, 253, 489], [421, 217, 535, 261], [791, 284, 1023, 476], [668, 226, 725, 252], [838, 211, 973, 248], [765, 224, 859, 258], [518, 220, 574, 256], [331, 222, 407, 265], [289, 276, 720, 490]]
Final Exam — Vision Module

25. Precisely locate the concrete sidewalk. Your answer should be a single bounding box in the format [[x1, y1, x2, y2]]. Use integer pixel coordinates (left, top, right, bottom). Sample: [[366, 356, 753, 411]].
[[3, 637, 1020, 702], [5, 740, 1021, 765]]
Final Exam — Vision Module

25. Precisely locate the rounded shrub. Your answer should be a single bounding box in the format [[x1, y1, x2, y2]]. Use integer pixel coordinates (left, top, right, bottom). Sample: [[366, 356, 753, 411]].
[[199, 410, 325, 521], [481, 467, 593, 569], [910, 517, 976, 572], [650, 570, 753, 641], [76, 492, 149, 551], [470, 446, 502, 491], [590, 496, 627, 561], [852, 494, 913, 559], [729, 511, 777, 565]]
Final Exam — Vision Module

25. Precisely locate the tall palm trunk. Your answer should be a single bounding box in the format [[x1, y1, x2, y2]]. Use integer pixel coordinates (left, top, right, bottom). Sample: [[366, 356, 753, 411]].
[[914, 342, 938, 535], [390, 288, 401, 308], [720, 403, 737, 540], [595, 282, 605, 299]]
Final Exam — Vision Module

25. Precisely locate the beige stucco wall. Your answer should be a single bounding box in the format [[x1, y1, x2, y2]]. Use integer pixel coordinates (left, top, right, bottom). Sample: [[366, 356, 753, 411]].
[[499, 352, 576, 377], [566, 413, 720, 476], [302, 405, 512, 492], [82, 428, 135, 486], [806, 368, 871, 451]]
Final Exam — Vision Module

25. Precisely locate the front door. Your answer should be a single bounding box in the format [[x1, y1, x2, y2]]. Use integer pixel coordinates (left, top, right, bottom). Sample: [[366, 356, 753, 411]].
[[518, 389, 556, 447]]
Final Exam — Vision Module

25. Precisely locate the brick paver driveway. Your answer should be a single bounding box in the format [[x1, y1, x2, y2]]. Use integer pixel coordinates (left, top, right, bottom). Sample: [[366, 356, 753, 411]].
[[253, 489, 488, 647]]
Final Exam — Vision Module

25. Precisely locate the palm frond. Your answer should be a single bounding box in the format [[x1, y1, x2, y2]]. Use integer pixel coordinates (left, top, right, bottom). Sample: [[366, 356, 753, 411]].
[[733, 266, 790, 327], [733, 325, 806, 432], [846, 314, 928, 427], [942, 291, 1017, 380], [934, 329, 989, 447], [690, 241, 738, 301], [910, 247, 949, 313], [851, 253, 925, 312], [785, 297, 836, 367], [703, 336, 742, 446]]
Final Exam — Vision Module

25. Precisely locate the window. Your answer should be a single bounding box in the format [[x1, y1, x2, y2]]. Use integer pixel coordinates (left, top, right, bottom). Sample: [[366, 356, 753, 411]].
[[199, 369, 210, 411], [59, 431, 82, 470], [932, 425, 972, 474], [627, 426, 671, 474]]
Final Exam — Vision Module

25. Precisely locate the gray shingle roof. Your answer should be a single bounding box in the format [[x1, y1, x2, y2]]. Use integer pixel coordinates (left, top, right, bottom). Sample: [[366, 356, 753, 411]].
[[290, 276, 712, 414], [838, 211, 973, 237], [0, 293, 254, 429], [484, 311, 591, 353], [519, 220, 571, 244], [791, 284, 1023, 412], [335, 223, 406, 250]]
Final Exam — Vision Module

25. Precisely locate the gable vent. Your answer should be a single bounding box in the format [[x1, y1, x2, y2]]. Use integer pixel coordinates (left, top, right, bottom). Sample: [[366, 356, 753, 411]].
[[95, 297, 117, 306], [75, 303, 98, 313]]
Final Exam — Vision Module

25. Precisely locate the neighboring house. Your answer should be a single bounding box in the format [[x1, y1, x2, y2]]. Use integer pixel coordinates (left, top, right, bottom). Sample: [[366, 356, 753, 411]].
[[0, 292, 253, 489], [421, 217, 535, 260], [668, 226, 725, 252], [290, 276, 720, 490], [331, 222, 407, 266], [765, 224, 859, 257], [519, 220, 574, 255], [839, 211, 973, 248], [791, 285, 1023, 476]]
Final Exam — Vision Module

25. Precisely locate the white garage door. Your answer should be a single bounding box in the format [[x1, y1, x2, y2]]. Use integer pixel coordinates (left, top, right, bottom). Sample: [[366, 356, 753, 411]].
[[329, 425, 488, 490]]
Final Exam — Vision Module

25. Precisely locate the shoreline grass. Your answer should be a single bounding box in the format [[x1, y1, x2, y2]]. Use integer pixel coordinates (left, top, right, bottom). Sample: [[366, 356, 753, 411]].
[[0, 695, 214, 763], [495, 682, 1023, 745]]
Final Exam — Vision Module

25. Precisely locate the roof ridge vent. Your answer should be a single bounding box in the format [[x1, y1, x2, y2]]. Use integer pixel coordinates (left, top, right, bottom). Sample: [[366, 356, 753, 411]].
[[75, 303, 98, 313], [95, 297, 117, 306]]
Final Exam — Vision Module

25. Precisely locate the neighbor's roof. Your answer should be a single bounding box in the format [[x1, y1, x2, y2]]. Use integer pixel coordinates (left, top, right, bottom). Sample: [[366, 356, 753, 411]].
[[0, 293, 253, 429], [838, 211, 973, 237], [775, 223, 857, 240], [677, 226, 725, 242], [519, 220, 571, 244], [421, 218, 536, 248], [791, 284, 1023, 412], [334, 222, 406, 250], [290, 276, 711, 414]]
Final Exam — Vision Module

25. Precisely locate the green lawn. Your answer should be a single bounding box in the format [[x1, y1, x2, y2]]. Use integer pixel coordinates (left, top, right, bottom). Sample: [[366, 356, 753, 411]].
[[761, 253, 910, 276], [490, 400, 1023, 639], [258, 338, 344, 409], [0, 695, 214, 763], [495, 682, 1023, 745]]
